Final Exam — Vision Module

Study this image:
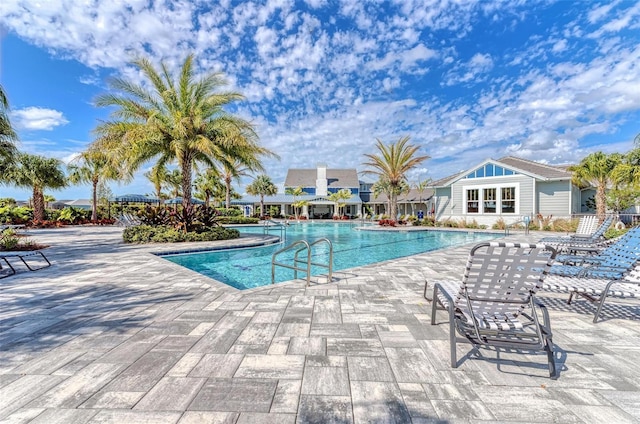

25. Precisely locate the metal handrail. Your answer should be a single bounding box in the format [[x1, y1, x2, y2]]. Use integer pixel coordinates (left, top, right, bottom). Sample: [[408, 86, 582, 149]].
[[262, 219, 286, 243], [271, 237, 333, 286]]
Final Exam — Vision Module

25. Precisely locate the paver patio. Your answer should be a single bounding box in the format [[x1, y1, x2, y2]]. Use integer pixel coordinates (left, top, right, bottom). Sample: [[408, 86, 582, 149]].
[[0, 225, 639, 423]]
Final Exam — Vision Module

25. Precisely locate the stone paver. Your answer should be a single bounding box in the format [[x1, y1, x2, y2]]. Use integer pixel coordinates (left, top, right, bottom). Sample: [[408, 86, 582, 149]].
[[0, 226, 639, 423]]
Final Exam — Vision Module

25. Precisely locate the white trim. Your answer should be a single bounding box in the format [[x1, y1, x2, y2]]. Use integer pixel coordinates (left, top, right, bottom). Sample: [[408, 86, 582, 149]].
[[462, 182, 520, 215]]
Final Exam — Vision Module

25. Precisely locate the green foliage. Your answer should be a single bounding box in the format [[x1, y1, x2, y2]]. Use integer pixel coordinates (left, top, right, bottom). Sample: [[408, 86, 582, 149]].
[[0, 228, 40, 251], [268, 206, 280, 217], [492, 217, 507, 230], [0, 206, 32, 224], [57, 206, 91, 224], [214, 216, 259, 225], [604, 226, 627, 240], [123, 225, 240, 244], [0, 228, 19, 250], [216, 207, 242, 217], [0, 198, 16, 208]]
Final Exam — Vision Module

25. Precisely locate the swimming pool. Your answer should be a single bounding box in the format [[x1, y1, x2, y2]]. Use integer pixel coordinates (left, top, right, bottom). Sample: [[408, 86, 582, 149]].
[[163, 223, 502, 290]]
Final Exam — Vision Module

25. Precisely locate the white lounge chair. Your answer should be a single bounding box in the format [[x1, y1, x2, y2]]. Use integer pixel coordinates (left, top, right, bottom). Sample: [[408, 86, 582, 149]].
[[427, 242, 559, 378], [0, 250, 51, 278]]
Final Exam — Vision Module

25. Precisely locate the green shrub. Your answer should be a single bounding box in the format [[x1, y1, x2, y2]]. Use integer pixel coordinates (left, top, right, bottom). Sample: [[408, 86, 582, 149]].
[[421, 217, 436, 227], [214, 216, 260, 225], [57, 206, 90, 224], [551, 218, 576, 233], [0, 206, 33, 224], [492, 217, 507, 230], [604, 226, 627, 240], [123, 225, 240, 244], [216, 207, 242, 217], [0, 229, 20, 250]]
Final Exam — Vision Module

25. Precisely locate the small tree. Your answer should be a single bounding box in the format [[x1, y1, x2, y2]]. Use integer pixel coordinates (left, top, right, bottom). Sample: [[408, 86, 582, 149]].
[[569, 152, 622, 222], [68, 149, 120, 221], [7, 153, 67, 221], [288, 186, 307, 219], [328, 188, 352, 217], [246, 175, 277, 218]]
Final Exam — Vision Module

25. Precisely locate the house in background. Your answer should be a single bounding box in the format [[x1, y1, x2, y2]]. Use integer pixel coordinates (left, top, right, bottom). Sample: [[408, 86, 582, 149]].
[[234, 164, 362, 218], [432, 156, 592, 226]]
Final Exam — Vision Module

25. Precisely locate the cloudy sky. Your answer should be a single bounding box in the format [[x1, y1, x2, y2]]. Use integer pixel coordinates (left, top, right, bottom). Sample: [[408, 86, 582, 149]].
[[1, 0, 639, 200]]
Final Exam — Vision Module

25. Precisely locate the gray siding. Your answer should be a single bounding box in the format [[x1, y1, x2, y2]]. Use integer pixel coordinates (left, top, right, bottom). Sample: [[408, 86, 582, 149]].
[[450, 175, 533, 217], [434, 187, 451, 219], [537, 180, 571, 216], [571, 185, 581, 214]]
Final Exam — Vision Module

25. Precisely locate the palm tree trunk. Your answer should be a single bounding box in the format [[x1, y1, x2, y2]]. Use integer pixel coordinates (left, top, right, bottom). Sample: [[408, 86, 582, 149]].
[[92, 178, 99, 221], [390, 191, 398, 220], [260, 195, 264, 218], [596, 184, 607, 222], [181, 157, 193, 210], [32, 186, 45, 221], [225, 177, 232, 209]]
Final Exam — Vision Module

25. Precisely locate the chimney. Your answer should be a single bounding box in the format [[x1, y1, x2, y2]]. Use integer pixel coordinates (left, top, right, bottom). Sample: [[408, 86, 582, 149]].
[[316, 164, 328, 196]]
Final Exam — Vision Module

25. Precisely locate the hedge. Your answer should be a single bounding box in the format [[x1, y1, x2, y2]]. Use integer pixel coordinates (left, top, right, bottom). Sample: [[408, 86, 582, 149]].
[[123, 225, 240, 244]]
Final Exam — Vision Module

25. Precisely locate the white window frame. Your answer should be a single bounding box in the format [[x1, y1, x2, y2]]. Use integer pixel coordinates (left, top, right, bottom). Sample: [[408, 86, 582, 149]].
[[462, 183, 520, 215]]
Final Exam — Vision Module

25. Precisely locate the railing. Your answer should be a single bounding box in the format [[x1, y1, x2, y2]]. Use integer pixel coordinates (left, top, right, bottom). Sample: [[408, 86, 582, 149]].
[[271, 237, 333, 287], [262, 219, 287, 243], [505, 216, 531, 236]]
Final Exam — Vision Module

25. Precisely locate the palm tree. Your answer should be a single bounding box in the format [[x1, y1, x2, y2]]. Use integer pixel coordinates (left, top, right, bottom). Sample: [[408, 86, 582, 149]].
[[144, 163, 170, 202], [220, 159, 251, 209], [164, 169, 183, 199], [7, 153, 67, 221], [362, 136, 429, 219], [246, 174, 277, 218], [93, 54, 269, 212], [569, 151, 622, 222], [328, 188, 352, 217], [0, 84, 18, 176], [194, 169, 225, 207], [68, 149, 119, 221], [413, 179, 431, 215], [289, 186, 307, 219]]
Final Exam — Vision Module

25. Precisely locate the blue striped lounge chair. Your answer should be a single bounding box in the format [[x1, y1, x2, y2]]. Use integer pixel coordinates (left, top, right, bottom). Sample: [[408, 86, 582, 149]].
[[544, 264, 640, 323]]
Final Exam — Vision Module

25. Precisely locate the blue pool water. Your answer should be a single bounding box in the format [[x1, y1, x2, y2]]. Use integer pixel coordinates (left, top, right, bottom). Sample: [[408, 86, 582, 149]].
[[163, 223, 502, 290]]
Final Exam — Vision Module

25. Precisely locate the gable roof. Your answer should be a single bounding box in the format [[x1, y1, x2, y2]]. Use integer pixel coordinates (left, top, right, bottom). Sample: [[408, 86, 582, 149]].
[[433, 156, 573, 188], [285, 168, 360, 188], [497, 156, 573, 180]]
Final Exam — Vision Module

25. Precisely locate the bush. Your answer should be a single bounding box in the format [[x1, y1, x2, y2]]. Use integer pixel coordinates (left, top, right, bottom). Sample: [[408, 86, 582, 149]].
[[214, 216, 260, 225], [123, 225, 240, 244], [550, 218, 576, 233], [0, 228, 45, 251], [605, 226, 627, 240], [0, 206, 32, 224], [57, 206, 91, 224], [217, 207, 243, 217], [421, 217, 436, 227]]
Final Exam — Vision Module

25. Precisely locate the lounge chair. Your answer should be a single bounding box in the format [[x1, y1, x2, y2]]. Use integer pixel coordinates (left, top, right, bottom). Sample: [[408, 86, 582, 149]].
[[0, 250, 51, 278], [549, 227, 640, 280], [543, 264, 640, 323], [540, 216, 613, 246], [427, 242, 558, 378]]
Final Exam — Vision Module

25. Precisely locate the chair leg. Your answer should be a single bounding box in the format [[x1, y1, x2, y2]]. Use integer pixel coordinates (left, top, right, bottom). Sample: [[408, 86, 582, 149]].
[[593, 281, 615, 323], [545, 336, 557, 379], [0, 258, 16, 279], [448, 303, 457, 368], [430, 284, 439, 325]]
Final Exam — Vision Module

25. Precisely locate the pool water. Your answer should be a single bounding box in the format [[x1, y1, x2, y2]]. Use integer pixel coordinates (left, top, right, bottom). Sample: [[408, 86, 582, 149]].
[[163, 223, 501, 290]]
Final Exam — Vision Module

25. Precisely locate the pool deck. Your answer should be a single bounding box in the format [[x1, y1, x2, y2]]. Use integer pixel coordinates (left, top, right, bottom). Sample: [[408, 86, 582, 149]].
[[0, 226, 639, 423]]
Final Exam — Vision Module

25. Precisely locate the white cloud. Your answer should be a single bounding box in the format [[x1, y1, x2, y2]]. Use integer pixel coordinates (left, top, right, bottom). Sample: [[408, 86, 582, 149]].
[[11, 107, 69, 131]]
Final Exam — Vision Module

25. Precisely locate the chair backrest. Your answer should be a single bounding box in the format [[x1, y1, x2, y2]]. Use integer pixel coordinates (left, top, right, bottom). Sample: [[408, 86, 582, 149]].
[[594, 226, 640, 270], [575, 215, 599, 236], [454, 242, 557, 319], [590, 216, 614, 240]]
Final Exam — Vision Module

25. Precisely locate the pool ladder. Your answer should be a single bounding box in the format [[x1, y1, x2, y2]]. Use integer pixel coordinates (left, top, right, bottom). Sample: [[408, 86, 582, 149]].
[[271, 238, 333, 287], [262, 219, 287, 242]]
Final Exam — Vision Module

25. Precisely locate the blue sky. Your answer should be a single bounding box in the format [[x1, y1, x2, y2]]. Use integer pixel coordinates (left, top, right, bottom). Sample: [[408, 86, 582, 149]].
[[1, 0, 639, 201]]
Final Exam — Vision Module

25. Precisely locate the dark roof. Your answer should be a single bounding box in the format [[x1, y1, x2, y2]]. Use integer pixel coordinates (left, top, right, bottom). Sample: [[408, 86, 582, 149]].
[[370, 188, 434, 203], [285, 169, 360, 188], [497, 156, 572, 180], [432, 156, 573, 188]]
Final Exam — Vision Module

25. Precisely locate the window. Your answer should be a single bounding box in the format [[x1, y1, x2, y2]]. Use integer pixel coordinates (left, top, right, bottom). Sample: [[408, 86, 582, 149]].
[[464, 164, 519, 179], [501, 187, 516, 213], [466, 189, 479, 213], [483, 188, 497, 213]]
